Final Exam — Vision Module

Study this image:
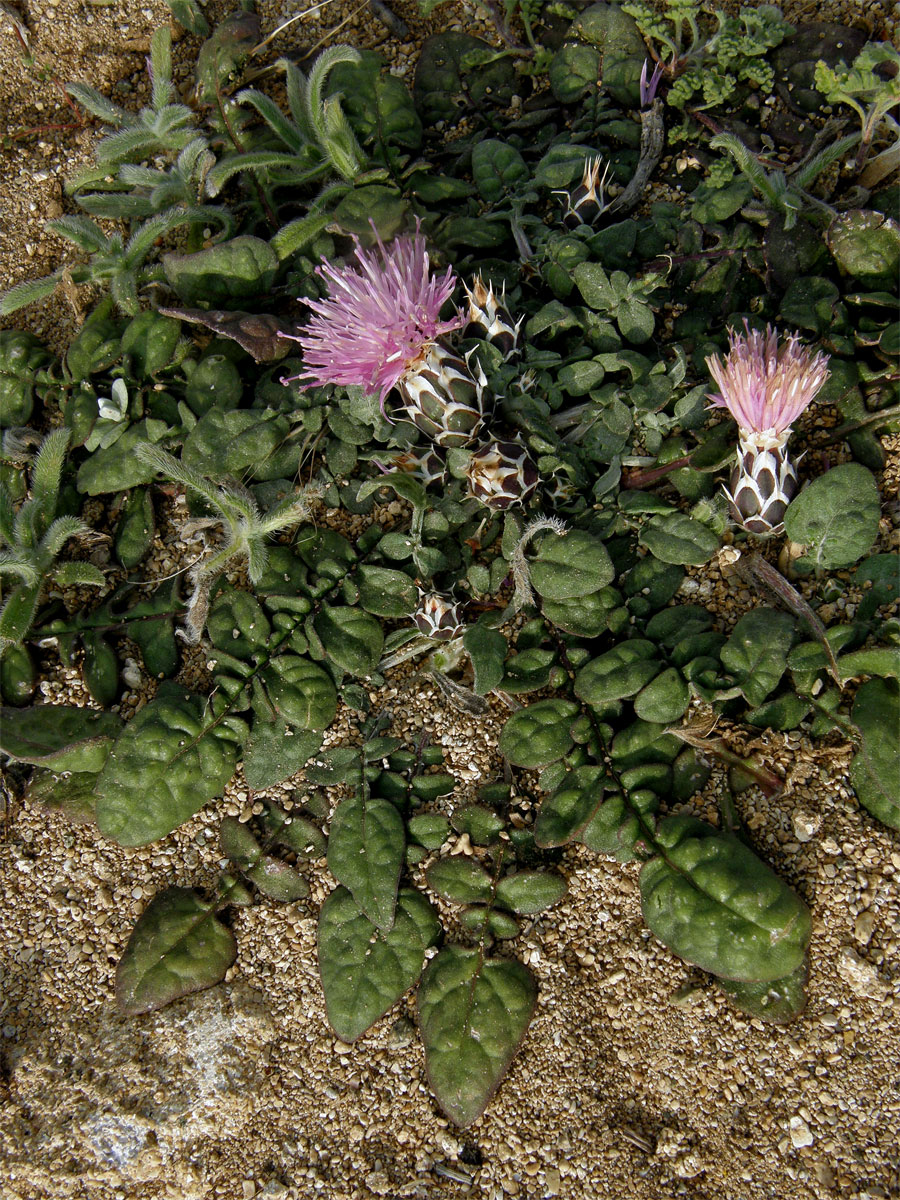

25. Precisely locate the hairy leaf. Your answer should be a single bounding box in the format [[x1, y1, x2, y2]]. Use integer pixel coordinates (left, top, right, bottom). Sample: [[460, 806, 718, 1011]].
[[418, 946, 537, 1127], [318, 886, 440, 1042], [116, 887, 236, 1014]]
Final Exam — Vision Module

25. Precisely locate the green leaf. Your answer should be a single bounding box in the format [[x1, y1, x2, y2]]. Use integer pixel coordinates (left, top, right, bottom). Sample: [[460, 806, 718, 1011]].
[[425, 857, 493, 905], [314, 604, 383, 676], [163, 236, 278, 306], [418, 946, 537, 1127], [463, 624, 506, 695], [95, 683, 242, 846], [82, 631, 118, 707], [530, 530, 615, 600], [319, 887, 440, 1042], [633, 666, 691, 724], [640, 512, 720, 566], [0, 704, 122, 772], [640, 817, 812, 982], [471, 139, 529, 203], [540, 588, 617, 637], [327, 787, 405, 930], [355, 564, 417, 617], [498, 698, 580, 768], [495, 870, 567, 915], [208, 588, 272, 659], [243, 724, 322, 790], [26, 767, 99, 823], [451, 803, 504, 845], [76, 421, 164, 495], [220, 817, 309, 901], [182, 409, 290, 478], [115, 487, 155, 569], [534, 765, 605, 848], [718, 961, 808, 1024], [827, 210, 900, 286], [116, 887, 236, 1014], [408, 812, 451, 850], [838, 646, 900, 682], [784, 463, 880, 569], [719, 609, 795, 707], [574, 640, 660, 708], [849, 678, 900, 830], [259, 655, 337, 729]]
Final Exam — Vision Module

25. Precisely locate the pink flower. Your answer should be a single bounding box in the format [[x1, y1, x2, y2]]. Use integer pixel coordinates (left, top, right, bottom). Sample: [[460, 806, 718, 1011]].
[[639, 59, 664, 108], [280, 224, 462, 406], [706, 322, 830, 440]]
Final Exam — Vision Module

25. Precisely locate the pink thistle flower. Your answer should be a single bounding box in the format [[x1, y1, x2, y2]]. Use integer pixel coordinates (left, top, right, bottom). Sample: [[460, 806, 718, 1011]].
[[280, 225, 463, 408], [706, 322, 830, 442]]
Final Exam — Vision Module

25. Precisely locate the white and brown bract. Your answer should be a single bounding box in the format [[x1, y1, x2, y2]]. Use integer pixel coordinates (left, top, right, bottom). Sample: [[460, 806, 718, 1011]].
[[706, 323, 830, 536], [466, 440, 539, 511], [396, 341, 487, 448], [414, 592, 465, 641], [463, 274, 522, 360], [555, 156, 612, 230]]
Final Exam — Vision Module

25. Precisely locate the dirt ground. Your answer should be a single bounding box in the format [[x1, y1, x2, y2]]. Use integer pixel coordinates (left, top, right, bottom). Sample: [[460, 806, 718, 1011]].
[[2, 2, 900, 1199]]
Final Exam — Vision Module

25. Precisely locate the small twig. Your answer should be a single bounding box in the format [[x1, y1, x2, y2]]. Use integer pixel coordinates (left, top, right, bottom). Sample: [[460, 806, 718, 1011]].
[[819, 402, 900, 445], [737, 553, 842, 686], [669, 725, 785, 798]]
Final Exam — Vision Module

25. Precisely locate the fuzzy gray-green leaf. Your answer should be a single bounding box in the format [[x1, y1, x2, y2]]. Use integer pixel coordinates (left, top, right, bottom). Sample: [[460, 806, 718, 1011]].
[[318, 886, 440, 1042], [116, 887, 236, 1014], [418, 946, 537, 1127]]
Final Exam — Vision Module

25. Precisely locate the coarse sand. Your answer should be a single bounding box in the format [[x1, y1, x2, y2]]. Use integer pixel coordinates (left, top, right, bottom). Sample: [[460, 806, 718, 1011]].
[[1, 2, 899, 1198]]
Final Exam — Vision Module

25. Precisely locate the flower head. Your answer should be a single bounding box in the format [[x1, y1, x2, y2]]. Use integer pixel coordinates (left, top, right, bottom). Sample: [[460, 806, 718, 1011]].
[[639, 59, 664, 108], [281, 224, 462, 405], [706, 322, 830, 441], [554, 156, 612, 229]]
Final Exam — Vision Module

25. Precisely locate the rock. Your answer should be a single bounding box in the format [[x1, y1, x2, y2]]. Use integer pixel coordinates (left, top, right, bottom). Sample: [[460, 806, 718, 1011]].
[[789, 1116, 814, 1149], [836, 946, 888, 1000], [8, 983, 277, 1181], [854, 909, 877, 946], [792, 809, 821, 842]]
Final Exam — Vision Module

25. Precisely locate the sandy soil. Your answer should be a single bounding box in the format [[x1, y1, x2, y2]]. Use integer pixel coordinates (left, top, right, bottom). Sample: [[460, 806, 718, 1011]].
[[2, 2, 900, 1199]]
